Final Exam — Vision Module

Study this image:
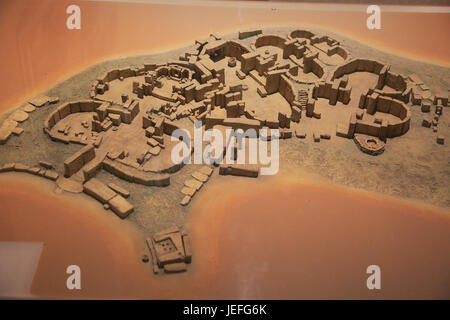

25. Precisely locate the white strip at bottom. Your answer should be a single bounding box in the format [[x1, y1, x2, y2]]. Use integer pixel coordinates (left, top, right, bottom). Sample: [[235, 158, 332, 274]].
[[0, 241, 44, 298]]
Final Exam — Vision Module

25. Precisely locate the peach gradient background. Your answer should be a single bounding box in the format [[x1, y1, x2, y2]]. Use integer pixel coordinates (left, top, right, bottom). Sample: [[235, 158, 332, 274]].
[[1, 173, 449, 299], [0, 0, 449, 114]]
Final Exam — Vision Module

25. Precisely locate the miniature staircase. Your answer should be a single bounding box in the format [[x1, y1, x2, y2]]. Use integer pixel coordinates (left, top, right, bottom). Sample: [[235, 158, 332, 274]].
[[297, 89, 309, 109]]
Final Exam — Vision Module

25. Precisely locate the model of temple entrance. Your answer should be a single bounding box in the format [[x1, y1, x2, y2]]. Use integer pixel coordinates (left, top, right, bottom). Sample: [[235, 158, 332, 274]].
[[0, 28, 447, 274]]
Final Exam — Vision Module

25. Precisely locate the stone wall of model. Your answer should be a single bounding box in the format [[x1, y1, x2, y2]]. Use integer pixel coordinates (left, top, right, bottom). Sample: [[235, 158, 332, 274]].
[[289, 29, 350, 62], [312, 75, 352, 105], [332, 58, 385, 79], [357, 92, 411, 138], [102, 158, 170, 187], [322, 58, 412, 140], [91, 66, 148, 97], [204, 40, 251, 64], [336, 95, 411, 140], [64, 144, 96, 177], [254, 34, 287, 49], [43, 100, 140, 144], [303, 52, 326, 79], [331, 58, 410, 103], [248, 33, 328, 82], [43, 100, 103, 144], [289, 30, 314, 40]]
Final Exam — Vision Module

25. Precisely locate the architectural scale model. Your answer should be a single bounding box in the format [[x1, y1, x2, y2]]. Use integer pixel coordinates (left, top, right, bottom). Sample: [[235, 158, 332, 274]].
[[0, 28, 448, 274]]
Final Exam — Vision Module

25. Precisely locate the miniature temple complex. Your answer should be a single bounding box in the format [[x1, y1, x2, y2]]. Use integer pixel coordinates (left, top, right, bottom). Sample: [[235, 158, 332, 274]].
[[0, 28, 447, 274]]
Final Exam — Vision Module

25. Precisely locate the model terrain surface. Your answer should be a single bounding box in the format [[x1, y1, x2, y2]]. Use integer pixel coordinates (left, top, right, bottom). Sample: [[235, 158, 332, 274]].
[[0, 26, 449, 282]]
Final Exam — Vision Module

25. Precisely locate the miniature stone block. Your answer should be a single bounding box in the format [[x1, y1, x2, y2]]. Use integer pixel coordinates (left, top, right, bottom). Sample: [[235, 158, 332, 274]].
[[108, 194, 134, 218], [83, 178, 117, 204], [184, 179, 203, 191], [257, 86, 267, 98], [11, 110, 29, 123], [238, 29, 262, 39], [44, 170, 59, 181], [0, 128, 12, 144], [355, 110, 364, 120], [192, 172, 208, 182], [280, 129, 293, 139], [434, 94, 448, 106], [412, 93, 422, 105], [11, 127, 24, 136], [153, 135, 164, 144], [108, 183, 130, 198], [0, 163, 15, 172], [109, 113, 121, 126], [421, 101, 431, 113], [14, 163, 29, 172], [199, 166, 213, 176], [147, 137, 159, 147], [181, 187, 196, 197], [145, 126, 155, 137], [180, 196, 191, 206], [291, 106, 301, 123], [312, 132, 321, 142], [236, 69, 246, 80], [219, 164, 259, 177], [164, 262, 187, 273], [295, 130, 306, 139], [422, 118, 432, 128], [336, 122, 349, 138], [39, 161, 53, 169], [149, 146, 161, 156]]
